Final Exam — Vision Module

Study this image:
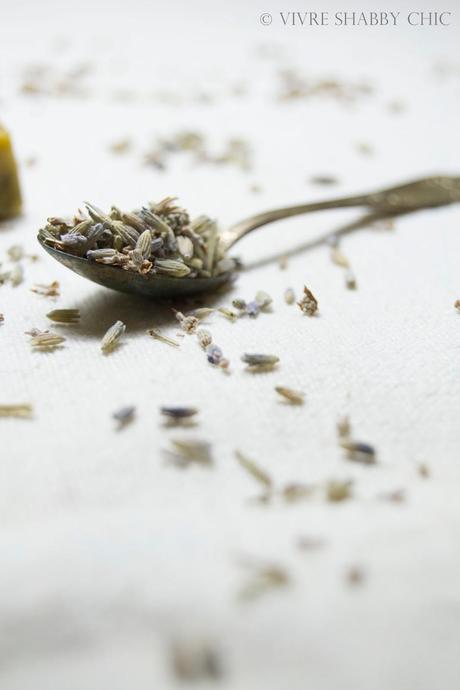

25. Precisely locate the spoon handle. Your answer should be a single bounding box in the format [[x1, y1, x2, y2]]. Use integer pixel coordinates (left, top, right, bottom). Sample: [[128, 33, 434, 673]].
[[220, 175, 460, 251]]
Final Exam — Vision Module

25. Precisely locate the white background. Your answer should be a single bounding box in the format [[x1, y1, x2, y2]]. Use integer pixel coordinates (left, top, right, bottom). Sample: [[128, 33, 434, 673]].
[[0, 0, 459, 688]]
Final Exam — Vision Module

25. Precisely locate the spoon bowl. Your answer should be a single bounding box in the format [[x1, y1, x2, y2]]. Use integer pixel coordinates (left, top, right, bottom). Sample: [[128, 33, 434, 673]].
[[38, 239, 232, 297]]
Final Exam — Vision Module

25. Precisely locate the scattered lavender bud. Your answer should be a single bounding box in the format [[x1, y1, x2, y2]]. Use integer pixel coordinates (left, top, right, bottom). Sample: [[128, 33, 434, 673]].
[[326, 480, 352, 502], [113, 405, 135, 428], [161, 406, 198, 419], [297, 286, 318, 316], [100, 320, 126, 353], [242, 353, 279, 369], [174, 310, 199, 334], [232, 298, 247, 310], [275, 386, 304, 404], [197, 329, 212, 349], [255, 290, 272, 309], [340, 440, 376, 465], [60, 233, 87, 248], [345, 270, 357, 290], [245, 301, 260, 318], [218, 307, 239, 321], [336, 416, 351, 438], [284, 288, 295, 305], [207, 344, 223, 365]]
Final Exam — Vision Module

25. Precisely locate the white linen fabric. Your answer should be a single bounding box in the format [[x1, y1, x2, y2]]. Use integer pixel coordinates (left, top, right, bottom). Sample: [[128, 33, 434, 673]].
[[0, 1, 459, 688]]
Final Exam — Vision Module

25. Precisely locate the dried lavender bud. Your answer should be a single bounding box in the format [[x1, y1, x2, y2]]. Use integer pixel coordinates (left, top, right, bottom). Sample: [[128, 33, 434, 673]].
[[147, 328, 180, 347], [189, 308, 214, 320], [191, 215, 214, 234], [10, 264, 24, 286], [7, 245, 24, 261], [330, 246, 349, 268], [28, 329, 65, 350], [207, 344, 223, 365], [284, 288, 295, 305], [69, 219, 93, 236], [345, 566, 366, 586], [340, 440, 376, 465], [150, 237, 164, 253], [215, 257, 237, 275], [310, 175, 338, 186], [336, 416, 351, 438], [46, 309, 80, 324], [171, 639, 222, 681], [111, 220, 139, 247], [176, 235, 194, 259], [245, 301, 260, 318], [345, 270, 357, 290], [113, 405, 135, 428], [188, 257, 204, 271], [255, 291, 272, 309], [355, 141, 373, 156], [218, 307, 238, 321], [59, 232, 87, 249], [101, 251, 130, 267], [378, 489, 406, 503], [100, 320, 126, 352], [87, 248, 117, 261], [239, 561, 289, 601], [135, 229, 153, 260], [141, 206, 175, 236], [161, 406, 198, 419], [417, 462, 430, 478], [143, 150, 166, 169], [120, 211, 147, 233], [84, 202, 111, 224], [281, 483, 314, 502], [298, 286, 318, 316], [232, 298, 247, 310], [109, 139, 132, 155], [235, 450, 272, 490], [242, 353, 279, 369], [197, 329, 212, 349], [85, 222, 107, 249], [164, 406, 199, 428], [155, 259, 191, 278], [0, 403, 33, 418], [275, 386, 304, 405], [174, 311, 199, 334], [326, 480, 352, 502], [297, 535, 326, 551], [167, 439, 213, 466], [31, 280, 60, 297], [278, 254, 288, 270], [47, 216, 70, 227]]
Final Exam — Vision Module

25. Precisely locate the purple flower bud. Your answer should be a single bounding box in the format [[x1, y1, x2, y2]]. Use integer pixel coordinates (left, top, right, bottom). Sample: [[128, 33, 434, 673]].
[[245, 300, 260, 318], [206, 344, 223, 365]]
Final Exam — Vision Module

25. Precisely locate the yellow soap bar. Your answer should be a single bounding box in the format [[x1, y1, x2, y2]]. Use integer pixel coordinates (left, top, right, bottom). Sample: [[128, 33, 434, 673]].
[[0, 125, 22, 220]]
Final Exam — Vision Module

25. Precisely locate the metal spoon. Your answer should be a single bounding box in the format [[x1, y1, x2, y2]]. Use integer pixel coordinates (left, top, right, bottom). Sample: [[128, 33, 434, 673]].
[[37, 175, 460, 298]]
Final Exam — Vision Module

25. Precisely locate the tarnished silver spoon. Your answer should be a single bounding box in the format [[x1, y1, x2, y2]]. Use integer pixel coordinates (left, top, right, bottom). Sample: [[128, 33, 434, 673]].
[[37, 175, 460, 298]]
